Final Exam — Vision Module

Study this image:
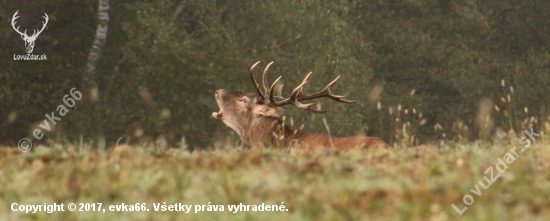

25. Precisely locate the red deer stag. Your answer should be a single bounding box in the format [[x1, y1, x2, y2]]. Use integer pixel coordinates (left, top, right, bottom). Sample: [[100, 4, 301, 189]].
[[212, 61, 390, 150]]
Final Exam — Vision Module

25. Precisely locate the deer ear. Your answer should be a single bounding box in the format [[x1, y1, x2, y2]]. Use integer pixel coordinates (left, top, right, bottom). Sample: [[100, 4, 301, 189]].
[[238, 96, 252, 104], [254, 106, 285, 118]]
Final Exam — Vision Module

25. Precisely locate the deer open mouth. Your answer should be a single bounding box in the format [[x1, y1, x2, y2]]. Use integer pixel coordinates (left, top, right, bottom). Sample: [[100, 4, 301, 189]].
[[212, 109, 223, 119]]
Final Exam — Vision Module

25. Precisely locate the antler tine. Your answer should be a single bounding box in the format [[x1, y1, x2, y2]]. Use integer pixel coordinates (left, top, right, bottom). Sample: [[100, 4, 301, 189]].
[[254, 63, 356, 113], [12, 10, 19, 19], [294, 71, 313, 98], [301, 72, 313, 83], [289, 82, 325, 113], [296, 102, 325, 113], [11, 11, 25, 36], [275, 79, 308, 106], [270, 79, 313, 108], [250, 61, 265, 101], [38, 13, 49, 34], [277, 84, 284, 97], [268, 76, 283, 105], [290, 78, 326, 112], [262, 61, 275, 97], [266, 70, 339, 112], [297, 75, 357, 104]]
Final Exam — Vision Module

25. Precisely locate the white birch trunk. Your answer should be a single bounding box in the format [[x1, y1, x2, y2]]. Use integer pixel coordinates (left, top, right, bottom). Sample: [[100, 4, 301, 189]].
[[84, 0, 110, 86]]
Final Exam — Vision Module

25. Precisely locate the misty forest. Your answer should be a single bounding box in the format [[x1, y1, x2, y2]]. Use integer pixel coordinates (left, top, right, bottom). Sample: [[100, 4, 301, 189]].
[[1, 0, 550, 220]]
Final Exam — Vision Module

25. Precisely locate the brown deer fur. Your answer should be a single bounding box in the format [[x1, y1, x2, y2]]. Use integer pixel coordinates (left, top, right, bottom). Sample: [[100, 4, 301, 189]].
[[212, 61, 389, 150]]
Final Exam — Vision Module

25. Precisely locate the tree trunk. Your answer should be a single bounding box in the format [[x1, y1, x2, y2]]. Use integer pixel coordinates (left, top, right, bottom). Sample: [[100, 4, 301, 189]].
[[83, 0, 110, 89], [82, 0, 110, 149]]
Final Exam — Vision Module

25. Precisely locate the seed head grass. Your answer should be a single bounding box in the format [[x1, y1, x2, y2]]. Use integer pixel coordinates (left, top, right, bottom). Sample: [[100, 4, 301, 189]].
[[1, 140, 549, 220]]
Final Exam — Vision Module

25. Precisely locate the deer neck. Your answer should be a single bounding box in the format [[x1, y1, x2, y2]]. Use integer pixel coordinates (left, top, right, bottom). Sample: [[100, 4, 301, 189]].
[[245, 117, 298, 148]]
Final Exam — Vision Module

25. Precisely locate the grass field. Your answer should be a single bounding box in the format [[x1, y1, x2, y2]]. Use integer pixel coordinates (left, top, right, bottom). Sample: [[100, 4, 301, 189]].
[[1, 140, 549, 221]]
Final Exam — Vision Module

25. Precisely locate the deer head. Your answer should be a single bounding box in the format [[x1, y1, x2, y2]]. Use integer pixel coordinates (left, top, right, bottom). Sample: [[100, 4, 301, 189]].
[[212, 61, 357, 148], [11, 11, 49, 54]]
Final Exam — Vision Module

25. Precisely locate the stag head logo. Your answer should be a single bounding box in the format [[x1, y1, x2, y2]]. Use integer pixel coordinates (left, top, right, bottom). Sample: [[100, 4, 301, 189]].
[[11, 11, 49, 54]]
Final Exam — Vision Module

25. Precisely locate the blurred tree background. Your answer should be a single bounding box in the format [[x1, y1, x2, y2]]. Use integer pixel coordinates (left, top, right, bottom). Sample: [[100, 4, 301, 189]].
[[1, 0, 549, 148]]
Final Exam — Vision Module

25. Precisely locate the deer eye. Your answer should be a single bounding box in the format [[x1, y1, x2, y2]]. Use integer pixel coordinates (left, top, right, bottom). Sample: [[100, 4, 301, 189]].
[[239, 98, 247, 104]]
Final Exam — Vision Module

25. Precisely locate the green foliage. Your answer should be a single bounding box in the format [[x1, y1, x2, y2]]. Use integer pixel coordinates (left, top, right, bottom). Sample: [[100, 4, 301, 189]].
[[103, 0, 373, 147], [1, 0, 549, 147], [1, 143, 549, 220]]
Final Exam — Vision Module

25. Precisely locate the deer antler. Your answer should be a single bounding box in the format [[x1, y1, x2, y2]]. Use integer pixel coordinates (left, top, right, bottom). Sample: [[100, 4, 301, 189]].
[[249, 61, 356, 112], [11, 11, 26, 36], [34, 13, 49, 38], [250, 61, 266, 102], [11, 11, 48, 38]]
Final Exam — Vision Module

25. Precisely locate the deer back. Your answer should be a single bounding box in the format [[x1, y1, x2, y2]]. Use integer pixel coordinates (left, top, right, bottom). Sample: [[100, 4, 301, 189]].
[[212, 61, 389, 150]]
